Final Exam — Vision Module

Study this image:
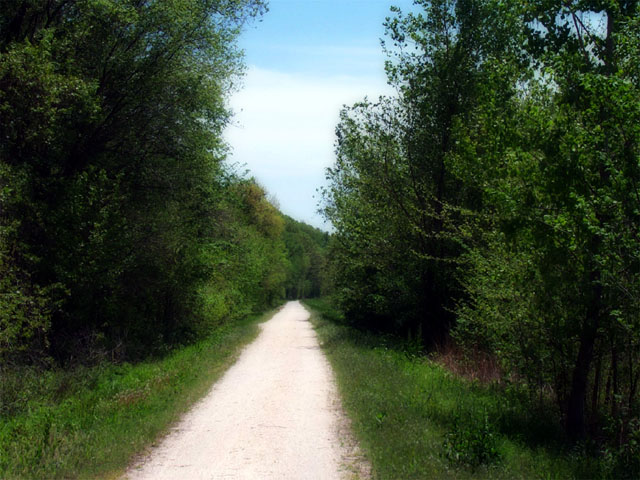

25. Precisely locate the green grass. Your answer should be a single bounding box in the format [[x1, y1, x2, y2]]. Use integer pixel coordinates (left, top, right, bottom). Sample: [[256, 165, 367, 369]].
[[0, 307, 277, 479], [304, 298, 604, 480]]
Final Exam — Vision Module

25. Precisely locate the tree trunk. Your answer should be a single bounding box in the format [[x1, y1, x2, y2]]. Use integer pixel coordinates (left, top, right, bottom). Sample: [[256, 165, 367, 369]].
[[566, 331, 596, 439], [591, 347, 602, 424], [566, 281, 601, 439], [611, 343, 619, 418], [605, 356, 612, 409]]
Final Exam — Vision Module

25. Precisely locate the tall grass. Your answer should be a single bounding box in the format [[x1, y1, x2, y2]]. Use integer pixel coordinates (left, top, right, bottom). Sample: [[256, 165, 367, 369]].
[[0, 308, 275, 479], [304, 298, 606, 479]]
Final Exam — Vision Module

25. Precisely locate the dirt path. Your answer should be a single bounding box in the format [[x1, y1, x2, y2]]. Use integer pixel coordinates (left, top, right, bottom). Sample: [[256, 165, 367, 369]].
[[124, 301, 366, 480]]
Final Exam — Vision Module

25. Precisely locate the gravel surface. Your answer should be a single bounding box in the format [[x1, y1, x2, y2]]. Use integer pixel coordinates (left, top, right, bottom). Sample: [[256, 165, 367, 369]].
[[124, 301, 366, 480]]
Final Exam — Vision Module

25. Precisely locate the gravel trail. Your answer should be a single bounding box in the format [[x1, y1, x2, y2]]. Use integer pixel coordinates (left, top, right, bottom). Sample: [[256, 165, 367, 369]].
[[124, 301, 365, 480]]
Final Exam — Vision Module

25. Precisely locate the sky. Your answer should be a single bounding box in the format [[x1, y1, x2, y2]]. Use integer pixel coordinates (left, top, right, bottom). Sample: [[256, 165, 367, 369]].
[[223, 0, 417, 230]]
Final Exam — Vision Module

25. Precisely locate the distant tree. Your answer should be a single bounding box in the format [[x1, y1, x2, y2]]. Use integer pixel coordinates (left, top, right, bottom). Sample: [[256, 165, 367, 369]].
[[282, 216, 329, 299]]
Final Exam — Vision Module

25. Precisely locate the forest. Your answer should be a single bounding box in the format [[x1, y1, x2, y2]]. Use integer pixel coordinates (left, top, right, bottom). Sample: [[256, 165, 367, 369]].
[[321, 0, 640, 475], [0, 0, 328, 366]]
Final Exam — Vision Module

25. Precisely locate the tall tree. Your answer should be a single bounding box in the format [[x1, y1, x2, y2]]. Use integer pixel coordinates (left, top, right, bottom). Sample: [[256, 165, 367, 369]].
[[454, 0, 640, 441], [323, 0, 512, 343], [0, 0, 266, 360]]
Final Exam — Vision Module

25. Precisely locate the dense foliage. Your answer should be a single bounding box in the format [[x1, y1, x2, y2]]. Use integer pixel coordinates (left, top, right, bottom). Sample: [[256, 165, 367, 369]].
[[307, 298, 589, 479], [282, 215, 330, 299], [322, 0, 512, 343], [0, 0, 328, 366], [322, 0, 640, 464]]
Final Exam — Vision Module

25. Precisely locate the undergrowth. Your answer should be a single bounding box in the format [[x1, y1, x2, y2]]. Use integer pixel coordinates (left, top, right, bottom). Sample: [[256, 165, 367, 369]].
[[442, 409, 501, 470], [0, 307, 276, 479], [304, 297, 610, 479]]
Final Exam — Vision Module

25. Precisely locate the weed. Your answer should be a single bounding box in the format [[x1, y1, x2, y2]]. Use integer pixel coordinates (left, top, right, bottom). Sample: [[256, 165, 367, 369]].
[[442, 409, 501, 470], [600, 416, 640, 479], [374, 411, 387, 426]]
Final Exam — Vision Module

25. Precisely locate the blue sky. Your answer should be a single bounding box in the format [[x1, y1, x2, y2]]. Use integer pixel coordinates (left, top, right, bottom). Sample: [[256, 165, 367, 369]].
[[224, 0, 417, 230]]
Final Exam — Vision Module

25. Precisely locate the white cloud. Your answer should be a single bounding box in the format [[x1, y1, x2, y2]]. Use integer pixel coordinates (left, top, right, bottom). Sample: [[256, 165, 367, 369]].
[[223, 66, 393, 229]]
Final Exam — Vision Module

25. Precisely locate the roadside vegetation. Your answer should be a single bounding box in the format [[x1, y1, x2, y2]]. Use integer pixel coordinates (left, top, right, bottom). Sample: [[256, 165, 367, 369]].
[[0, 0, 325, 366], [0, 0, 329, 384], [306, 298, 620, 479], [0, 307, 273, 479], [321, 0, 640, 471]]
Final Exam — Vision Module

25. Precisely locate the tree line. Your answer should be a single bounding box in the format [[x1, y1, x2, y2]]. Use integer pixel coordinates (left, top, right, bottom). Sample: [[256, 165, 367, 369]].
[[282, 215, 330, 300], [0, 0, 328, 365], [322, 0, 640, 464]]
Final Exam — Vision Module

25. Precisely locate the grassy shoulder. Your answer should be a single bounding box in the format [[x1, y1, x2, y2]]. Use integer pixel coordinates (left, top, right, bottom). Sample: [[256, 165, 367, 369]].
[[304, 298, 602, 480], [0, 307, 277, 480]]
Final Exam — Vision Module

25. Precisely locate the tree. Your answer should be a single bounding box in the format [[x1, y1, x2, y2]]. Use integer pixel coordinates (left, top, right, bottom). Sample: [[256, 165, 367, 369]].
[[322, 0, 513, 343], [454, 0, 640, 442], [524, 0, 640, 441], [0, 0, 266, 360], [281, 215, 329, 299]]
